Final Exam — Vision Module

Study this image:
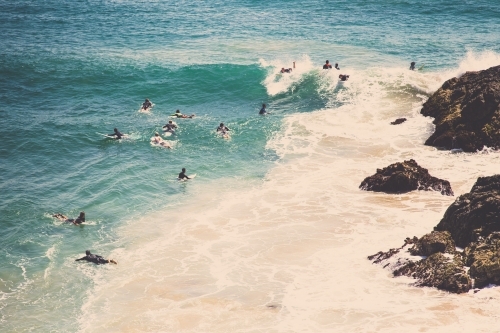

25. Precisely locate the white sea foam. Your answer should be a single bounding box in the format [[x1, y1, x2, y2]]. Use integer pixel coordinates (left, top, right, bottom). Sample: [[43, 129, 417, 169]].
[[78, 51, 500, 332]]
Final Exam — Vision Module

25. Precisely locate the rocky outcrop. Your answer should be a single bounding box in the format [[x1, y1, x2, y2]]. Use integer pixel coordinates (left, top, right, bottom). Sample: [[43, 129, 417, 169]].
[[464, 232, 500, 288], [421, 65, 500, 152], [359, 159, 453, 196], [393, 252, 471, 294], [408, 231, 456, 256], [370, 175, 500, 293], [434, 175, 500, 247]]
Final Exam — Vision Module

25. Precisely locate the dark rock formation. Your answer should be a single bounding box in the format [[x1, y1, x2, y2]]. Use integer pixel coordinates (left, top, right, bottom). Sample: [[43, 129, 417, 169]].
[[359, 159, 454, 196], [434, 175, 500, 247], [421, 65, 500, 152], [464, 232, 500, 288], [390, 118, 407, 125], [393, 252, 471, 294], [408, 231, 456, 256]]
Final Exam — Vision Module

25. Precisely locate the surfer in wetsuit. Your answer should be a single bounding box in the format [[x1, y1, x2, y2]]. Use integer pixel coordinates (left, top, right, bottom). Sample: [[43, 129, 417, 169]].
[[142, 99, 152, 110], [338, 74, 349, 81], [410, 62, 416, 70], [53, 211, 85, 225], [178, 168, 190, 180], [323, 60, 332, 69], [108, 128, 124, 139], [259, 103, 267, 115], [173, 110, 195, 118], [216, 123, 229, 133], [335, 63, 340, 70], [163, 120, 178, 132], [75, 250, 117, 265], [151, 132, 171, 148]]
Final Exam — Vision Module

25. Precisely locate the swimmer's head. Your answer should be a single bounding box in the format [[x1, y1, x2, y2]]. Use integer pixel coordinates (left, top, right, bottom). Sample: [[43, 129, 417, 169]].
[[262, 103, 266, 107], [220, 123, 224, 127], [176, 109, 180, 113], [182, 168, 186, 172], [326, 60, 329, 64], [169, 120, 173, 124], [114, 128, 118, 132], [79, 212, 85, 220], [155, 132, 159, 136], [85, 250, 91, 255]]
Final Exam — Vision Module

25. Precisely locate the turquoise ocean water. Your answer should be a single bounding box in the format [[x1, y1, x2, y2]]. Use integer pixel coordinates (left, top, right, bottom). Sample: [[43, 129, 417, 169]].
[[1, 1, 500, 331]]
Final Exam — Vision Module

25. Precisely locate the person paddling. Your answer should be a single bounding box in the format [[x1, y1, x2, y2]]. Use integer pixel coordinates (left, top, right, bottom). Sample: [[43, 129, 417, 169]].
[[53, 211, 85, 225], [75, 250, 117, 265], [323, 60, 332, 69], [178, 168, 190, 180]]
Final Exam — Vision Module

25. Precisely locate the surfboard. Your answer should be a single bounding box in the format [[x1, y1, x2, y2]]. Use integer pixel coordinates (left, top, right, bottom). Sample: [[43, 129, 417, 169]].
[[163, 131, 173, 137], [450, 148, 463, 154]]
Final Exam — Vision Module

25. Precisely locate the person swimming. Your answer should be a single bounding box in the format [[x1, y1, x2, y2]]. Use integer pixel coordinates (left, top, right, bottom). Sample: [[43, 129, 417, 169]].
[[281, 67, 292, 73], [108, 128, 125, 139], [338, 74, 349, 81], [75, 250, 117, 265], [142, 99, 152, 110], [178, 168, 190, 180], [335, 63, 340, 70], [410, 62, 416, 70], [151, 132, 171, 148], [53, 211, 85, 225], [172, 110, 195, 118], [323, 60, 332, 69], [163, 120, 178, 132], [259, 103, 267, 115]]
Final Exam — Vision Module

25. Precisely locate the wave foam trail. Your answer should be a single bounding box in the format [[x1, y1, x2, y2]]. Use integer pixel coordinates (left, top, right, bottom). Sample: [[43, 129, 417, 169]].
[[79, 55, 500, 332], [260, 55, 315, 96]]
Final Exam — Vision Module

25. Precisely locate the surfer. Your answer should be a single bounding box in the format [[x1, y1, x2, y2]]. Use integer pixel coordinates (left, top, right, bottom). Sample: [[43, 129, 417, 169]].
[[259, 103, 268, 115], [335, 63, 340, 70], [281, 67, 292, 73], [108, 128, 125, 139], [172, 110, 195, 118], [163, 120, 178, 132], [338, 74, 349, 81], [410, 62, 416, 70], [178, 168, 190, 180], [216, 123, 229, 133], [323, 60, 332, 69], [142, 99, 152, 110], [75, 250, 117, 265], [151, 132, 171, 148], [53, 211, 85, 225]]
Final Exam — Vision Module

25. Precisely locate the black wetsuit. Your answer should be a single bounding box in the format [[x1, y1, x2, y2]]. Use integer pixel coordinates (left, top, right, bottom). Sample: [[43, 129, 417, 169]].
[[217, 126, 229, 132], [75, 253, 109, 264], [178, 172, 189, 180], [108, 130, 124, 139], [259, 107, 266, 115], [163, 123, 177, 131], [143, 102, 152, 109]]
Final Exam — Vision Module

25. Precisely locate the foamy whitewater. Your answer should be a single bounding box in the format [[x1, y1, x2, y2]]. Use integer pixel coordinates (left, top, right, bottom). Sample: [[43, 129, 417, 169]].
[[78, 53, 500, 332], [2, 1, 500, 332]]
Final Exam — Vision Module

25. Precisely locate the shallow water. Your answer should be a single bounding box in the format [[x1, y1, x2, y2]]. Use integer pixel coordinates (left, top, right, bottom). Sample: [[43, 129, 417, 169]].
[[1, 0, 500, 331]]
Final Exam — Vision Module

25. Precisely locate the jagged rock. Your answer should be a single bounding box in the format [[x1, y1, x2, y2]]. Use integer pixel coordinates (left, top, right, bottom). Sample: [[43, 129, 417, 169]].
[[434, 175, 500, 247], [393, 252, 471, 293], [421, 65, 500, 152], [390, 118, 407, 125], [464, 232, 500, 288], [359, 159, 454, 195], [409, 231, 456, 256]]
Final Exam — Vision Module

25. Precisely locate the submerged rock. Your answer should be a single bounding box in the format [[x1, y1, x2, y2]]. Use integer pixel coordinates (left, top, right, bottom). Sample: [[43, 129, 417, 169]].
[[421, 65, 500, 152], [359, 159, 453, 195], [390, 118, 407, 125], [434, 175, 500, 247]]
